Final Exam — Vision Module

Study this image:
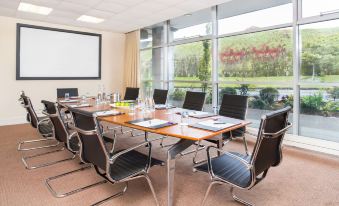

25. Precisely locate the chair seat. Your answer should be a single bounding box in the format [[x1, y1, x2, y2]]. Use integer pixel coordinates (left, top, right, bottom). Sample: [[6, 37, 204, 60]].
[[205, 128, 245, 144], [109, 150, 163, 181], [195, 152, 252, 188]]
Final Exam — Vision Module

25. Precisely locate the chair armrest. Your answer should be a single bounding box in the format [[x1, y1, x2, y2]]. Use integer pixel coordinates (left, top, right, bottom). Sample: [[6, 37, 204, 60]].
[[109, 141, 152, 172], [206, 146, 251, 178], [68, 124, 97, 135], [262, 122, 292, 138]]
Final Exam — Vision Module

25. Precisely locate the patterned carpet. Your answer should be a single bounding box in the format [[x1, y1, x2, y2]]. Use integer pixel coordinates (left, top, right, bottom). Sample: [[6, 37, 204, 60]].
[[0, 123, 338, 206]]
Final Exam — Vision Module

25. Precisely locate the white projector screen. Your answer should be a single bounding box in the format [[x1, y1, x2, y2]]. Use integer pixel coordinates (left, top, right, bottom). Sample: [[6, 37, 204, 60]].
[[16, 24, 101, 80]]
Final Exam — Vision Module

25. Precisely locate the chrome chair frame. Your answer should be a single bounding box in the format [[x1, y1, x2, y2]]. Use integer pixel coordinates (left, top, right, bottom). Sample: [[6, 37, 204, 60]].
[[17, 95, 59, 151], [44, 102, 108, 197], [21, 106, 77, 170], [68, 112, 159, 206], [200, 111, 292, 206]]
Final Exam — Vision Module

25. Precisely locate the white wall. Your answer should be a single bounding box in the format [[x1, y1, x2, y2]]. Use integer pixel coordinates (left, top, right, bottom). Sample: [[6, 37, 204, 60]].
[[0, 16, 126, 125]]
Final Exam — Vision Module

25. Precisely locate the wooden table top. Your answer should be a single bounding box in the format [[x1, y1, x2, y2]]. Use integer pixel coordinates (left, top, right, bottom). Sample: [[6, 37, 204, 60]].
[[58, 99, 251, 141]]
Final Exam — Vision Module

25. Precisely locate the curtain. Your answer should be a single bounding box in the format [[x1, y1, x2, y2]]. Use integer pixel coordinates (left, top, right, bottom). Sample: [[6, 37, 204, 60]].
[[123, 30, 140, 90]]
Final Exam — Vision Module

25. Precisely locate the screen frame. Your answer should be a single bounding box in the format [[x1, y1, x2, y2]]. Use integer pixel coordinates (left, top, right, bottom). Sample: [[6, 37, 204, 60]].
[[16, 23, 102, 80]]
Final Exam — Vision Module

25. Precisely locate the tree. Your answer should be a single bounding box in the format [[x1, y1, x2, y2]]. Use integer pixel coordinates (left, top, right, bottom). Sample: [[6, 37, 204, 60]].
[[198, 40, 211, 92], [328, 87, 339, 101]]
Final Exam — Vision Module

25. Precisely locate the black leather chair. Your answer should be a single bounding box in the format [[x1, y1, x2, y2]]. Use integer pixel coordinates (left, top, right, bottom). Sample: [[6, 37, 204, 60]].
[[57, 88, 79, 98], [191, 94, 249, 164], [160, 91, 206, 149], [124, 87, 139, 100], [39, 100, 107, 197], [182, 91, 206, 111], [68, 107, 162, 205], [17, 92, 57, 152], [20, 100, 78, 170], [153, 89, 168, 105], [195, 107, 292, 206]]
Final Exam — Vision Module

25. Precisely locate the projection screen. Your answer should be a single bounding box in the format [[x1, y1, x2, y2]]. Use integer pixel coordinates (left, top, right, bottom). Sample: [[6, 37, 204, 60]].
[[16, 24, 101, 80]]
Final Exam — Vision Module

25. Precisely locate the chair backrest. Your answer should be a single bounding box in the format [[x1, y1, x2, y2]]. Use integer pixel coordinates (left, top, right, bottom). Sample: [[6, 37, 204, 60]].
[[20, 94, 39, 128], [182, 91, 206, 111], [251, 106, 291, 177], [219, 94, 248, 120], [69, 107, 108, 171], [41, 100, 68, 144], [153, 89, 168, 105], [124, 87, 139, 100], [57, 88, 79, 98]]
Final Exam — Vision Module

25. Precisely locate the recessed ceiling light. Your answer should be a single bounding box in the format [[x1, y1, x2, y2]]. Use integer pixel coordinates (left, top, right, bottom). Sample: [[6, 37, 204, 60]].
[[77, 15, 104, 24], [18, 2, 53, 15], [184, 13, 192, 17]]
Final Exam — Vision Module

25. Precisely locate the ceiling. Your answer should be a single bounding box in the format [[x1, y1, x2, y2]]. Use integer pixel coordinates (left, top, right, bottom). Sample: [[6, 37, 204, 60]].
[[0, 0, 232, 33]]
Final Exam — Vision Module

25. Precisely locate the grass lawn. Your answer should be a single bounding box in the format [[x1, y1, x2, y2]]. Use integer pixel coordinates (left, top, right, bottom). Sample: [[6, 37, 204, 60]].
[[171, 75, 339, 88]]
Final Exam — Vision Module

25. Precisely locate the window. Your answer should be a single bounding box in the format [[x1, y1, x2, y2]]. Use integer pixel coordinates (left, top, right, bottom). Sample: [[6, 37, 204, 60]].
[[218, 84, 293, 130], [169, 8, 211, 41], [169, 40, 212, 82], [299, 86, 339, 142], [218, 28, 293, 82], [218, 3, 292, 35], [300, 19, 339, 83], [140, 23, 164, 49], [302, 0, 339, 18], [140, 48, 163, 81]]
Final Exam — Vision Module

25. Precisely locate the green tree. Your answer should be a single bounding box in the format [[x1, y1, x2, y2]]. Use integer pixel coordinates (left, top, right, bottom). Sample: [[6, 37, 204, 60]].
[[198, 40, 211, 92]]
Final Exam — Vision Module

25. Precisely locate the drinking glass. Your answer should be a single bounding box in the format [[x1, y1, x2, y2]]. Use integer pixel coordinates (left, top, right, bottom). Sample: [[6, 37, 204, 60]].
[[129, 103, 135, 115], [180, 111, 189, 126], [64, 93, 70, 100]]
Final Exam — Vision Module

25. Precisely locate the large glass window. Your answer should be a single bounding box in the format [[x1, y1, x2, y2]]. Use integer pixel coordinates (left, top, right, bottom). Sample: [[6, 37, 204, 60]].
[[218, 3, 292, 35], [302, 0, 339, 18], [300, 19, 339, 83], [169, 8, 211, 41], [169, 40, 212, 82], [299, 86, 339, 142], [140, 23, 164, 49], [139, 1, 339, 145], [218, 28, 293, 83]]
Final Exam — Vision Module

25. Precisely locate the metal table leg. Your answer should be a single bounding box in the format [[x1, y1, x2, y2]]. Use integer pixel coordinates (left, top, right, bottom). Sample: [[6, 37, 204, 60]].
[[167, 139, 195, 206]]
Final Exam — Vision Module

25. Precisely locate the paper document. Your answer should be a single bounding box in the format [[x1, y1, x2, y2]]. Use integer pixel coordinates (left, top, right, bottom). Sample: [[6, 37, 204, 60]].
[[69, 104, 90, 108], [197, 119, 235, 129], [133, 119, 169, 128], [59, 99, 79, 103], [96, 110, 120, 116]]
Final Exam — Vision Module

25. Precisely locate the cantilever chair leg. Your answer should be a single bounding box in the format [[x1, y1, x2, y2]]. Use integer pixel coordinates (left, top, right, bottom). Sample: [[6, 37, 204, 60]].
[[22, 147, 76, 170], [18, 139, 59, 151], [91, 182, 128, 206], [46, 164, 108, 198], [201, 181, 220, 206], [144, 174, 160, 206], [230, 187, 253, 206]]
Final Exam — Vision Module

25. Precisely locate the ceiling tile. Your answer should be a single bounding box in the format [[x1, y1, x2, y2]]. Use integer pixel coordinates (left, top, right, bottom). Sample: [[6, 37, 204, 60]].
[[95, 1, 127, 13], [48, 9, 79, 19], [57, 1, 90, 13], [64, 0, 102, 7], [107, 0, 146, 7], [0, 0, 20, 9], [23, 0, 61, 8], [85, 9, 114, 19]]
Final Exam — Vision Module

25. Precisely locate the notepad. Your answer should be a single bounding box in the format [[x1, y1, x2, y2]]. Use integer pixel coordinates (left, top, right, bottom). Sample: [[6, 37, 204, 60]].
[[128, 118, 176, 129], [59, 99, 79, 103], [96, 110, 122, 117], [68, 104, 90, 108], [190, 118, 242, 132]]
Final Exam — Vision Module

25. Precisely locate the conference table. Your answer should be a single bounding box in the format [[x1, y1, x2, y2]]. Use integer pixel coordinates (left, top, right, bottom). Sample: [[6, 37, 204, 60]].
[[59, 99, 251, 206]]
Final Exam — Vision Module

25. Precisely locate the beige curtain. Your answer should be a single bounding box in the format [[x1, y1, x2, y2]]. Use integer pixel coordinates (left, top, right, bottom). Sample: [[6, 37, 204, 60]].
[[123, 30, 140, 90]]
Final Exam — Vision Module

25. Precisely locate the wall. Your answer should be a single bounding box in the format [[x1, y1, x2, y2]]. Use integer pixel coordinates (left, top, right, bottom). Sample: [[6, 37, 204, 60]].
[[0, 16, 126, 125]]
